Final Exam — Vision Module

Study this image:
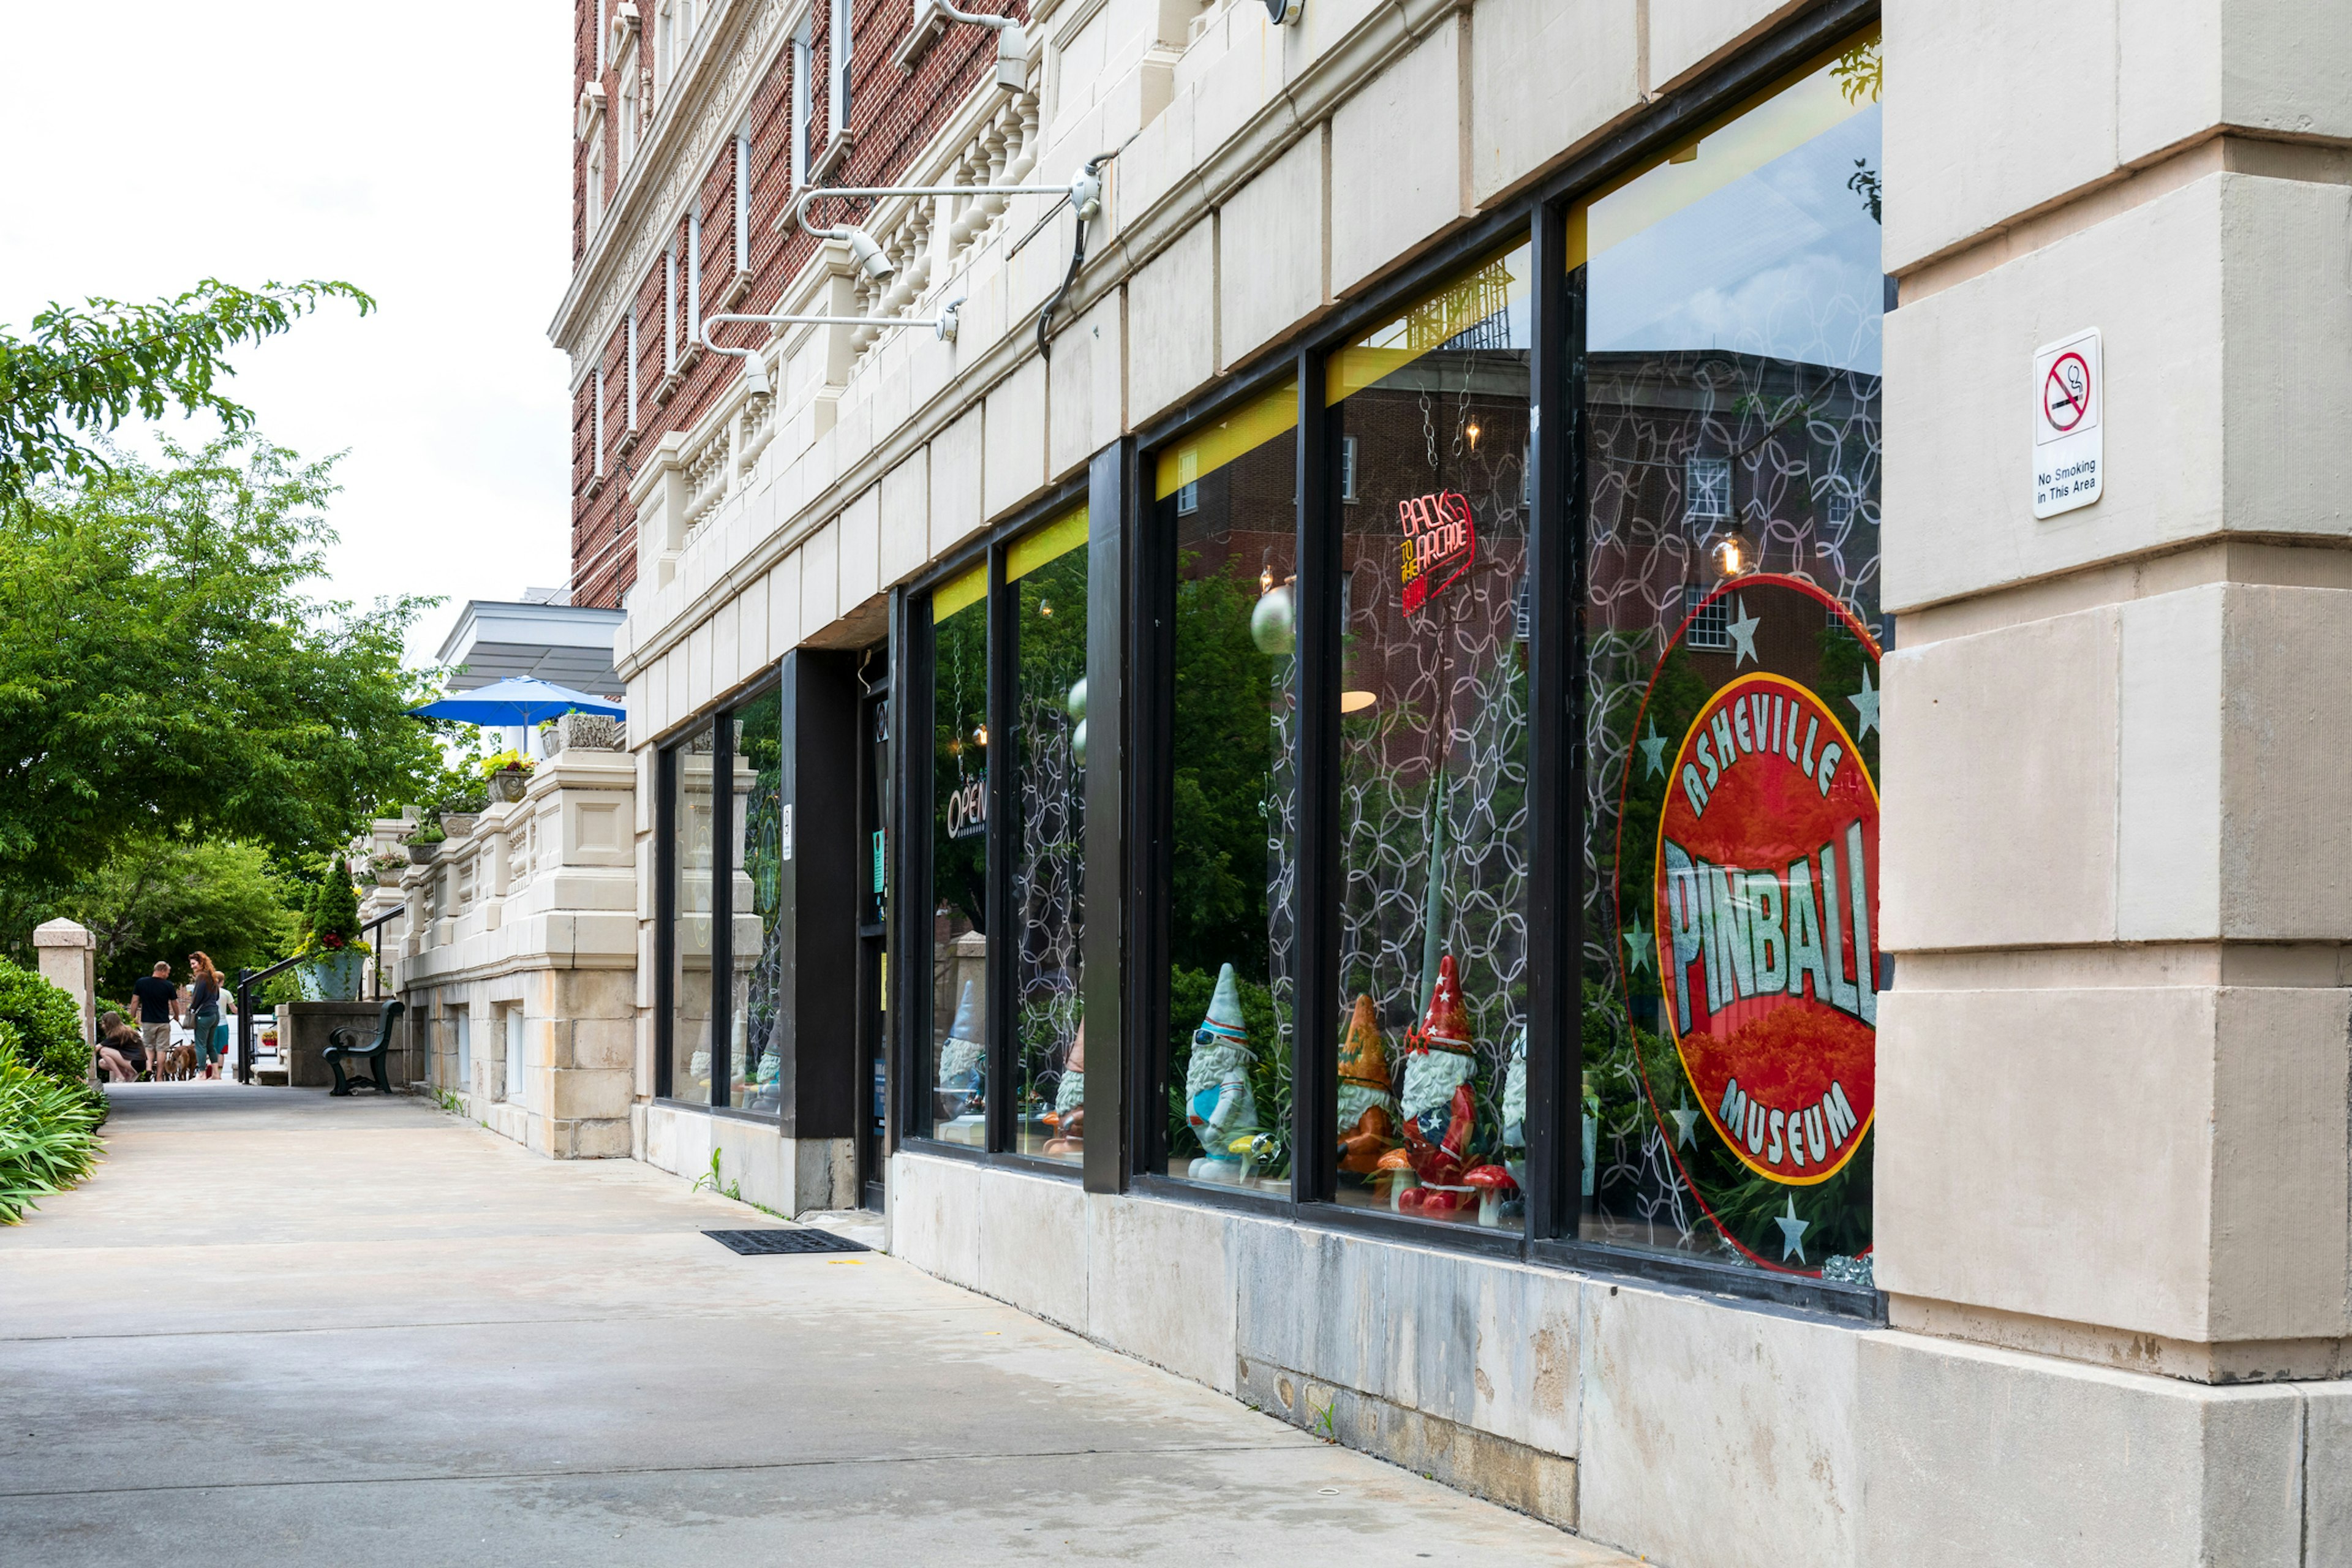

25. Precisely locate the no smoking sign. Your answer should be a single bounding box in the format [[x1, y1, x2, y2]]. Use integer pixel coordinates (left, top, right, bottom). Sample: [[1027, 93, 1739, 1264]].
[[2032, 327, 2102, 519]]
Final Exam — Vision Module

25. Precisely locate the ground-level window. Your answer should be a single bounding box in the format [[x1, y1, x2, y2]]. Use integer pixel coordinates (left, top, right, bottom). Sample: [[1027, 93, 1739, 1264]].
[[923, 562, 989, 1146], [669, 718, 716, 1106], [453, 1007, 471, 1096], [913, 501, 1093, 1162], [1151, 381, 1297, 1194], [733, 690, 785, 1112], [499, 1005, 522, 1103], [662, 685, 784, 1115], [1325, 239, 1532, 1230], [1578, 31, 1883, 1283], [1008, 509, 1088, 1163]]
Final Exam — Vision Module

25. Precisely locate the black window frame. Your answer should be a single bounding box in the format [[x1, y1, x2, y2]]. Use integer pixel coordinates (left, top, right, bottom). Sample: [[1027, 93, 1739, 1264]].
[[1115, 0, 1885, 1318], [900, 474, 1098, 1180], [653, 668, 787, 1121]]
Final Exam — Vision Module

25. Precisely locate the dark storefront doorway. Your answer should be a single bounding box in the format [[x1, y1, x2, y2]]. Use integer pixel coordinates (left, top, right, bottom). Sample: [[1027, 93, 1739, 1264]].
[[857, 644, 891, 1212]]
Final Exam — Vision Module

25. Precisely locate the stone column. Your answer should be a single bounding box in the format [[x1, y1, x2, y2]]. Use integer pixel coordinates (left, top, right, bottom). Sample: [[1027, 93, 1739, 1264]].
[[32, 919, 95, 1076], [1866, 6, 2352, 1561]]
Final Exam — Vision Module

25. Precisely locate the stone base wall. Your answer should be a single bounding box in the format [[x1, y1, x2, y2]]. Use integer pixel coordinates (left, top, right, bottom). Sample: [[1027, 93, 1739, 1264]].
[[635, 1101, 854, 1215], [886, 1150, 2352, 1565], [408, 967, 635, 1159], [278, 1001, 411, 1090]]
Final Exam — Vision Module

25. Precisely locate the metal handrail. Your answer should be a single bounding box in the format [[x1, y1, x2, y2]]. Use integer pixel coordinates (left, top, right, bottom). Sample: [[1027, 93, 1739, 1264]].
[[234, 907, 402, 1086]]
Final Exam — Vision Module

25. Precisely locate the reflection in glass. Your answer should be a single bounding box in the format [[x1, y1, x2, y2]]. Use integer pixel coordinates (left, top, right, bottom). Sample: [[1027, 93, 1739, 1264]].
[[926, 570, 990, 1145], [1010, 510, 1089, 1161], [1579, 36, 1883, 1281], [734, 692, 785, 1112], [670, 721, 715, 1106], [1327, 243, 1532, 1228], [1157, 384, 1297, 1192]]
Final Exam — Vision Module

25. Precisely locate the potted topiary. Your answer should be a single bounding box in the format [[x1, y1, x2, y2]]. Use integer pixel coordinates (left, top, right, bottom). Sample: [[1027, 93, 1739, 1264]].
[[297, 856, 368, 1001]]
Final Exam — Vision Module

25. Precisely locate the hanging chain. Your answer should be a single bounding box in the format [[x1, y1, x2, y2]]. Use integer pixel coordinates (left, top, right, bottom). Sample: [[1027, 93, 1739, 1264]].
[[1420, 388, 1437, 473]]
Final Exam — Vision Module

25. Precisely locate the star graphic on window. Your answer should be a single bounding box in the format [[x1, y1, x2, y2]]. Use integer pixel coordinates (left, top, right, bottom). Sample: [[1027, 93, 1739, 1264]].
[[1726, 597, 1761, 668], [1848, 668, 1879, 739], [1621, 913, 1653, 973], [1670, 1098, 1698, 1148], [1637, 718, 1668, 778], [1773, 1193, 1810, 1265]]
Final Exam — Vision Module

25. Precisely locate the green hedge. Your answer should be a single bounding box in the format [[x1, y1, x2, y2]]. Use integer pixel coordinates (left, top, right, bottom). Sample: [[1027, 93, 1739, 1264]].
[[0, 957, 105, 1224]]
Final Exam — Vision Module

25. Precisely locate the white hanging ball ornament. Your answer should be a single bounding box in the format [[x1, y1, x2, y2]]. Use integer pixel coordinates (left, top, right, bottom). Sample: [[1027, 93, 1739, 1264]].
[[1066, 677, 1088, 722], [1071, 718, 1088, 766], [1250, 583, 1296, 656]]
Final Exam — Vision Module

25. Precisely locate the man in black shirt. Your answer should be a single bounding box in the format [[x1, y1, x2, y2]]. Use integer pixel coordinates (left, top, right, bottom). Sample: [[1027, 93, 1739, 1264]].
[[132, 962, 178, 1070]]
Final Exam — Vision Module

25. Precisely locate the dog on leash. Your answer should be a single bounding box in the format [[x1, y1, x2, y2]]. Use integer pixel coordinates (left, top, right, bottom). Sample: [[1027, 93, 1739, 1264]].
[[154, 1042, 199, 1081]]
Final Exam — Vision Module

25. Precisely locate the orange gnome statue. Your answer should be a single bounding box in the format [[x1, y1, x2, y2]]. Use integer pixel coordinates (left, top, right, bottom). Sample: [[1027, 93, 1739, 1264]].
[[1398, 954, 1478, 1212], [1335, 995, 1398, 1174]]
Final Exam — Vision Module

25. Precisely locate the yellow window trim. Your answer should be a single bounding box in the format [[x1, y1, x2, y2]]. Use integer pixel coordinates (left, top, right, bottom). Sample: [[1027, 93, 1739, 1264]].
[[931, 560, 987, 623], [1007, 505, 1089, 581], [1152, 380, 1299, 501]]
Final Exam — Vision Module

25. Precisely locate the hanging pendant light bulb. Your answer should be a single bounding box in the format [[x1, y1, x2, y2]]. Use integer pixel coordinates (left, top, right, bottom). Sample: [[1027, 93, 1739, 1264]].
[[1712, 527, 1756, 580], [1466, 419, 1482, 452]]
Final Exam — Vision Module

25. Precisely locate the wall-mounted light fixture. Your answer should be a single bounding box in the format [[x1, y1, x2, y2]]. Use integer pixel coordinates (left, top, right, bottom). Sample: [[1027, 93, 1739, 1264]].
[[701, 300, 965, 396], [1264, 0, 1303, 22], [792, 167, 1102, 249], [899, 0, 1032, 91]]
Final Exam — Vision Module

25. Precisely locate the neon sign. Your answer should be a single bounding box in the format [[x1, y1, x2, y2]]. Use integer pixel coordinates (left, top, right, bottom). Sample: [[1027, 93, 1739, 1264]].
[[1399, 490, 1477, 616]]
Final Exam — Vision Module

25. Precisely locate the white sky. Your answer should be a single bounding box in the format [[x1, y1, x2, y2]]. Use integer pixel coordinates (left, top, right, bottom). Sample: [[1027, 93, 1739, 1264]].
[[0, 1, 575, 665]]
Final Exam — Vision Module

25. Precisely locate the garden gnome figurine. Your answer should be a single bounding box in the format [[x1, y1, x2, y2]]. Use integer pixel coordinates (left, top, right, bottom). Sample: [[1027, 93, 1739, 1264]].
[[935, 979, 987, 1126], [1400, 954, 1477, 1192], [1043, 1020, 1085, 1154], [1335, 994, 1398, 1174], [1500, 1025, 1528, 1152], [1185, 964, 1259, 1182]]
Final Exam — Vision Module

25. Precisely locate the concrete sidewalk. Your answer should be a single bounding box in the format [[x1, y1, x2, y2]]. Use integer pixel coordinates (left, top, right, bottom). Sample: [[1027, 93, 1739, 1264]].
[[0, 1084, 1626, 1566]]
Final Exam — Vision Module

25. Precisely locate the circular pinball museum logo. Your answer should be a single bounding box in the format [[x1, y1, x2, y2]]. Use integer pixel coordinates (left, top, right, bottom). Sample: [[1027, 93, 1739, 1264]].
[[1642, 586, 1880, 1192]]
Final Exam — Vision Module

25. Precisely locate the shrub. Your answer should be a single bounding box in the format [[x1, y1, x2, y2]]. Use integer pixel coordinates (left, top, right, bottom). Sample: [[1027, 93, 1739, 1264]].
[[0, 1039, 103, 1223], [0, 956, 89, 1082]]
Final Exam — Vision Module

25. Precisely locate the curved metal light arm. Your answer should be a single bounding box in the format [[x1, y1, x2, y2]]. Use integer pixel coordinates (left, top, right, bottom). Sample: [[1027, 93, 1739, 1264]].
[[916, 0, 1032, 90], [793, 171, 1102, 237], [702, 303, 967, 395]]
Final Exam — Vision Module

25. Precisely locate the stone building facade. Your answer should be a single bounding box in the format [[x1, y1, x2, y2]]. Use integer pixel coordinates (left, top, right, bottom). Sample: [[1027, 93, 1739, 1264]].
[[533, 0, 2352, 1561]]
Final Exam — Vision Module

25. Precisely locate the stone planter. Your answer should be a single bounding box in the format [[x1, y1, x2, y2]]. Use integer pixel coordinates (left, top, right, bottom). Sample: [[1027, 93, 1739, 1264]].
[[488, 768, 529, 804], [406, 841, 441, 866], [299, 949, 366, 1002]]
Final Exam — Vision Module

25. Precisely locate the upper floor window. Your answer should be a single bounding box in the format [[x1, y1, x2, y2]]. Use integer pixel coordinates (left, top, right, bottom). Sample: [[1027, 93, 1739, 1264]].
[[828, 0, 851, 140], [585, 127, 607, 234], [657, 0, 698, 96], [791, 23, 813, 188], [618, 40, 642, 164]]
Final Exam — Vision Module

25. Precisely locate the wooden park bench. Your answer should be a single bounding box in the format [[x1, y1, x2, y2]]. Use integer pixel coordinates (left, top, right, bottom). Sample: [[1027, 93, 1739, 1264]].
[[323, 999, 405, 1096]]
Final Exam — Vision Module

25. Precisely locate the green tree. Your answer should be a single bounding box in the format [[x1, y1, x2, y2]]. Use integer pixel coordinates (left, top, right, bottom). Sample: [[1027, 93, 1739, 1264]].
[[0, 437, 443, 943], [59, 836, 302, 998], [0, 279, 371, 507]]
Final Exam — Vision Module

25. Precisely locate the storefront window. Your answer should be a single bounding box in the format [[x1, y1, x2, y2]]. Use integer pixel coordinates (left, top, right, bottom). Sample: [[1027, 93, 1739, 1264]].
[[670, 719, 716, 1106], [1009, 508, 1088, 1161], [1578, 34, 1883, 1281], [1154, 382, 1298, 1192], [1326, 244, 1533, 1228], [925, 564, 990, 1145], [733, 690, 785, 1112]]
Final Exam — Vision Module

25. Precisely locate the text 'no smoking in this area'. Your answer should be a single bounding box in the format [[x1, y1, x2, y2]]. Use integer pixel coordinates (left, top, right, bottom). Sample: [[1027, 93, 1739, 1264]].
[[2032, 327, 2102, 519]]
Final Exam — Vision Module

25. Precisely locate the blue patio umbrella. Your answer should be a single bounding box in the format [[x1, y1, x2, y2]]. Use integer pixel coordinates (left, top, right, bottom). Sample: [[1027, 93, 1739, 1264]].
[[407, 677, 625, 726]]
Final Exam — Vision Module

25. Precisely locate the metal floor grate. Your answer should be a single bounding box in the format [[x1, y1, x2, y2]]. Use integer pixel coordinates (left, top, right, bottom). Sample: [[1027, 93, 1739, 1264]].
[[704, 1228, 872, 1256]]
